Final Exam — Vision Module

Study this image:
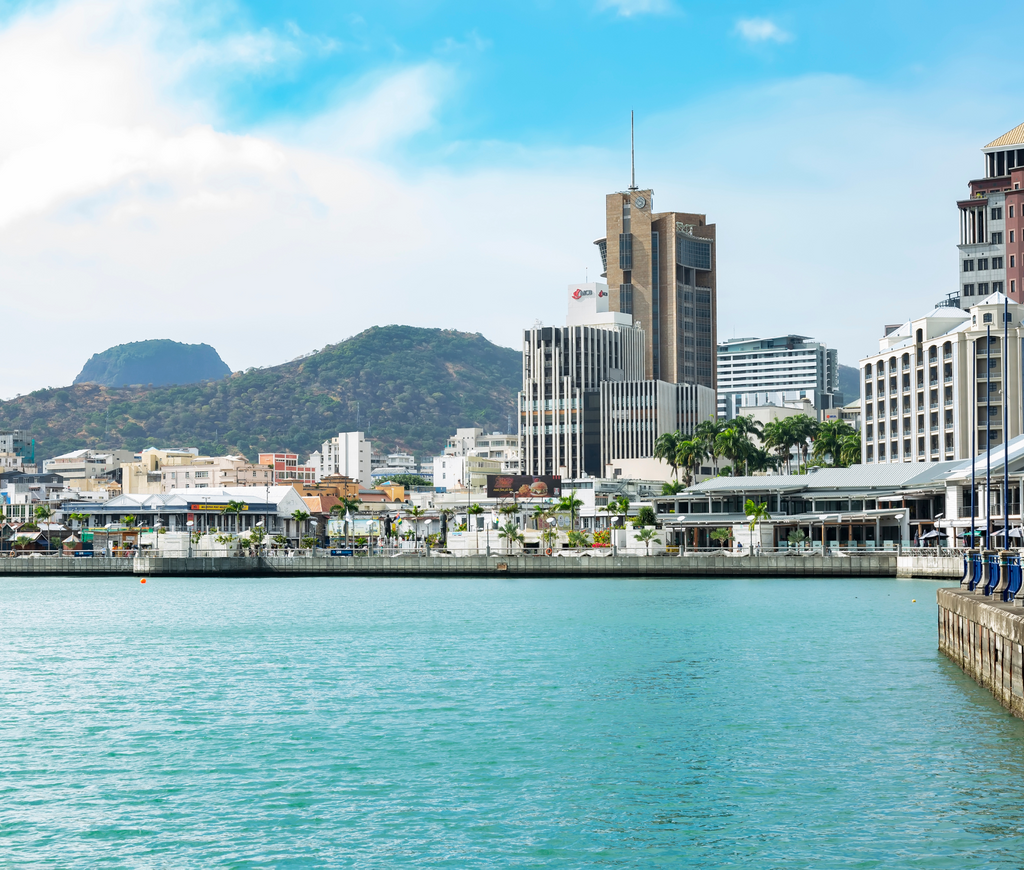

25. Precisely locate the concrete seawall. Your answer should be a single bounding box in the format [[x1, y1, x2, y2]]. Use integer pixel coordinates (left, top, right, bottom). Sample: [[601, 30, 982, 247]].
[[938, 588, 1024, 719], [0, 553, 897, 578], [897, 555, 965, 579]]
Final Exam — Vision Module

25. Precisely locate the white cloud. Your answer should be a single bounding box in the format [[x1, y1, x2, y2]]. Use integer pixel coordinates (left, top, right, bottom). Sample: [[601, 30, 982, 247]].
[[735, 18, 792, 43], [596, 0, 672, 18]]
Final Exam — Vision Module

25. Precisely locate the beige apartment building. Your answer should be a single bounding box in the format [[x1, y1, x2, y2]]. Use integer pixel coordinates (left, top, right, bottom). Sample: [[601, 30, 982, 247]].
[[160, 455, 273, 492]]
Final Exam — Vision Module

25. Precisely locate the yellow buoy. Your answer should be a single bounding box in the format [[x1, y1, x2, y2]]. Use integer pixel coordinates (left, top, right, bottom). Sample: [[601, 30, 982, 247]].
[[912, 599, 916, 603]]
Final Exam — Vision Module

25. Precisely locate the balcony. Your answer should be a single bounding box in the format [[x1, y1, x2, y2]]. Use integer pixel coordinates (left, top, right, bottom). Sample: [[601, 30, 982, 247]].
[[930, 425, 939, 432], [944, 352, 952, 360], [944, 376, 953, 383], [930, 402, 939, 409]]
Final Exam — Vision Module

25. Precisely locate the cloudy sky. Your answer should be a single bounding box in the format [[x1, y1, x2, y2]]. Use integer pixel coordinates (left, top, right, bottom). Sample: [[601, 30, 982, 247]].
[[0, 0, 1020, 397]]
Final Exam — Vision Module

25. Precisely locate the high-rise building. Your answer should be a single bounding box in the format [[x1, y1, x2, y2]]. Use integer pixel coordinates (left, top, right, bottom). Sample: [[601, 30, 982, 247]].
[[311, 432, 372, 487], [716, 334, 841, 419], [859, 293, 1024, 464], [519, 283, 715, 478], [594, 190, 717, 388], [957, 123, 1024, 307]]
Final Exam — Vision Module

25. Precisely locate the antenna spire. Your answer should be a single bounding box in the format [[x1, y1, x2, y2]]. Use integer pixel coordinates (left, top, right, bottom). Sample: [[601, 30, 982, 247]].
[[629, 110, 637, 190]]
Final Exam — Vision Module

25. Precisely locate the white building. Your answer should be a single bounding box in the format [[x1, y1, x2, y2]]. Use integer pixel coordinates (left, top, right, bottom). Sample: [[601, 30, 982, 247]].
[[432, 454, 502, 491], [42, 449, 135, 487], [443, 427, 520, 473], [860, 292, 1024, 464], [160, 455, 273, 491], [372, 453, 418, 481], [519, 282, 715, 480], [716, 334, 841, 420], [312, 431, 372, 487]]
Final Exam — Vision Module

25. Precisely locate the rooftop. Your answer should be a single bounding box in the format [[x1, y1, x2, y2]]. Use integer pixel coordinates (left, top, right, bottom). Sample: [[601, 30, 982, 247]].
[[985, 122, 1024, 149]]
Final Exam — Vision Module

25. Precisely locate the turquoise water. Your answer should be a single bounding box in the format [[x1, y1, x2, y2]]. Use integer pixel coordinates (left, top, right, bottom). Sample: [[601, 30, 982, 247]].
[[2, 577, 1023, 868]]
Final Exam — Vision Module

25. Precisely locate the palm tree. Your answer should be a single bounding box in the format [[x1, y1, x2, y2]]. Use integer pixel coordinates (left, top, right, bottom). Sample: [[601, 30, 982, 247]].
[[812, 420, 856, 467], [715, 427, 751, 476], [499, 503, 520, 523], [788, 414, 819, 472], [531, 504, 549, 530], [556, 490, 583, 531], [121, 513, 136, 528], [634, 527, 658, 555], [221, 500, 248, 534], [540, 526, 559, 551], [761, 420, 792, 474], [661, 480, 686, 496], [330, 495, 361, 547], [675, 438, 706, 486], [34, 505, 52, 554], [290, 509, 310, 544], [609, 495, 630, 528], [745, 498, 770, 557], [497, 521, 525, 555], [694, 418, 726, 474], [839, 431, 862, 467], [653, 431, 682, 480]]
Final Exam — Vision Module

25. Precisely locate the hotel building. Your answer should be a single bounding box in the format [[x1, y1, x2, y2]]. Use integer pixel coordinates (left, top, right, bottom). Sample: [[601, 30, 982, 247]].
[[859, 293, 1024, 464], [716, 334, 841, 420]]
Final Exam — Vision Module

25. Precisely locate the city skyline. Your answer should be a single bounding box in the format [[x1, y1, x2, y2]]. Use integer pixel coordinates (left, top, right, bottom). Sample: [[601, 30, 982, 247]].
[[1, 1, 1024, 399]]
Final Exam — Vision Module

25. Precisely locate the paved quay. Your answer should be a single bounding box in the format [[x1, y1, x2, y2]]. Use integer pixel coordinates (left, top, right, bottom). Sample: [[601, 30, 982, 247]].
[[0, 553, 899, 577]]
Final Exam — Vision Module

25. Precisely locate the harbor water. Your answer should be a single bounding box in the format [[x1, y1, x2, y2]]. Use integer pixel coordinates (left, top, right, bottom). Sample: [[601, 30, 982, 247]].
[[2, 576, 1023, 867]]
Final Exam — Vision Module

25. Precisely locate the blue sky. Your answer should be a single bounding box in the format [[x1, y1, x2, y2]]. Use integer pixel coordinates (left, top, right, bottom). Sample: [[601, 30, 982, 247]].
[[0, 0, 1022, 398]]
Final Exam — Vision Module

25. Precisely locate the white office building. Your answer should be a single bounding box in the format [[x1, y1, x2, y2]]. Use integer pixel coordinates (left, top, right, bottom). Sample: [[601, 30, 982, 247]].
[[860, 293, 1024, 464], [312, 431, 372, 487], [716, 334, 840, 419]]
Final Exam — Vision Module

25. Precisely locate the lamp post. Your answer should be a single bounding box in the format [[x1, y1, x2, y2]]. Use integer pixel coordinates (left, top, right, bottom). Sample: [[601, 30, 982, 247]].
[[186, 519, 194, 559], [487, 510, 497, 557], [309, 519, 317, 554], [547, 516, 556, 556], [424, 518, 433, 556], [678, 515, 687, 557]]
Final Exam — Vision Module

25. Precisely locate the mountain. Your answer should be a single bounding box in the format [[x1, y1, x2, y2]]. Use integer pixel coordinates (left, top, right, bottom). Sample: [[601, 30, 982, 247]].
[[837, 364, 860, 405], [2, 326, 522, 461], [74, 339, 231, 388]]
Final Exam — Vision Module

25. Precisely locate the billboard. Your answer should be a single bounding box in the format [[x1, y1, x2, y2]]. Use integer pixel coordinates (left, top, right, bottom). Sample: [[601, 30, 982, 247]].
[[486, 475, 561, 499]]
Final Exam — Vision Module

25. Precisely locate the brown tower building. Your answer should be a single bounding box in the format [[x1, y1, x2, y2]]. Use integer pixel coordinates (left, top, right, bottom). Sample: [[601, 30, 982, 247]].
[[594, 189, 717, 389]]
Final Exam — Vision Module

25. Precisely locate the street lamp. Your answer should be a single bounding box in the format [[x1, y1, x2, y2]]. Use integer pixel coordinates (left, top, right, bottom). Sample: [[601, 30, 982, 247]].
[[186, 519, 194, 558], [424, 518, 433, 556]]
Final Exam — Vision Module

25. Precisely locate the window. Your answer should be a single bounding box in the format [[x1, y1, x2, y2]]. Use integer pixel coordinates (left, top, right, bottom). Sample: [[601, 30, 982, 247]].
[[979, 282, 990, 294], [992, 232, 1004, 244], [984, 313, 993, 323], [1012, 255, 1016, 268], [1013, 280, 1017, 293], [867, 445, 874, 461], [964, 283, 975, 296], [992, 207, 1003, 220], [978, 258, 989, 271], [620, 283, 633, 314], [993, 257, 1004, 269], [1011, 205, 1016, 218], [1011, 231, 1016, 243], [994, 281, 1004, 293], [963, 260, 975, 272]]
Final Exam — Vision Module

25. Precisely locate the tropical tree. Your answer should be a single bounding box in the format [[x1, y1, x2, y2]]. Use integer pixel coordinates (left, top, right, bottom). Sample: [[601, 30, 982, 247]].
[[290, 509, 310, 542], [497, 521, 525, 555], [715, 427, 752, 476], [613, 495, 631, 528], [634, 527, 658, 555], [531, 504, 550, 530], [499, 503, 520, 522], [13, 535, 31, 552], [556, 490, 583, 531], [567, 529, 591, 549], [661, 480, 686, 496], [675, 438, 706, 487], [761, 419, 793, 473], [34, 505, 53, 554], [121, 513, 136, 528], [695, 418, 727, 474], [709, 527, 732, 549], [788, 414, 819, 472], [636, 506, 656, 527], [787, 529, 807, 548], [745, 498, 771, 557], [839, 431, 862, 467], [221, 500, 248, 533], [812, 420, 857, 468], [653, 431, 682, 480], [466, 502, 484, 531], [540, 526, 559, 551], [68, 512, 89, 530]]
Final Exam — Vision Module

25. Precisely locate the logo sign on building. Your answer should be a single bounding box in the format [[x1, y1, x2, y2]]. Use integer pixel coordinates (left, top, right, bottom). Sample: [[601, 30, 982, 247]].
[[486, 475, 562, 499], [189, 503, 251, 511], [571, 287, 593, 300]]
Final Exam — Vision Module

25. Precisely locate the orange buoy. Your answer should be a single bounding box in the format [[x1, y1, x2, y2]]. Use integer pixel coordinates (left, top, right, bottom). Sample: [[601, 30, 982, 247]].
[[141, 578, 147, 584]]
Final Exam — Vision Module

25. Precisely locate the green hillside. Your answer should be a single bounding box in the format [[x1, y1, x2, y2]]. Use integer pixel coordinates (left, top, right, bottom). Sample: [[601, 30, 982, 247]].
[[1, 326, 521, 461], [75, 339, 231, 388]]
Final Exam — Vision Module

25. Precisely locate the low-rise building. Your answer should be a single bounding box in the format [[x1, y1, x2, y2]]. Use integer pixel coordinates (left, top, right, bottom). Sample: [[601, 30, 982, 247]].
[[432, 455, 501, 492], [258, 452, 317, 484], [160, 455, 273, 491], [43, 449, 135, 491]]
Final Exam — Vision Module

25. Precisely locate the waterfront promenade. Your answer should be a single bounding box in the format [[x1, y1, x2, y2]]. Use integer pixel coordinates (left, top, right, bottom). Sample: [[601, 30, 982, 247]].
[[0, 552, 904, 577]]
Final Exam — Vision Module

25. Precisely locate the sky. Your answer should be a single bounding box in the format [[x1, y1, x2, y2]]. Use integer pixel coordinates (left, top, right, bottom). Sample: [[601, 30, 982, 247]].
[[1, 0, 1023, 398]]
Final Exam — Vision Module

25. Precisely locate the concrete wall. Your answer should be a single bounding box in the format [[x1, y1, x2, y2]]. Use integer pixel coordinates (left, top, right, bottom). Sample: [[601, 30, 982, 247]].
[[897, 555, 965, 579], [938, 588, 1024, 719]]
